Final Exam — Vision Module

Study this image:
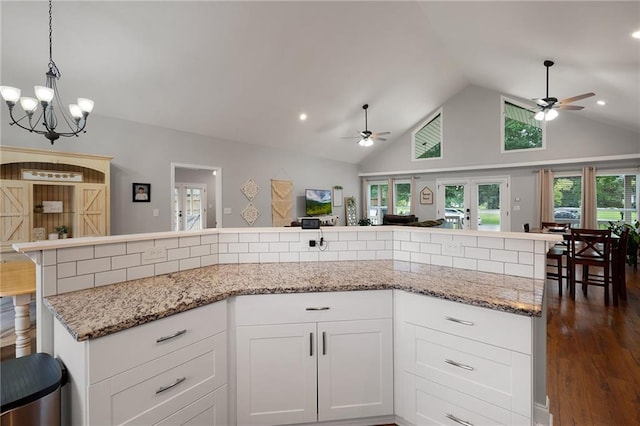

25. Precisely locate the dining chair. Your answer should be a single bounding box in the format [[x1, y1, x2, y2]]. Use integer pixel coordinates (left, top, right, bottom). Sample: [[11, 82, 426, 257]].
[[543, 222, 570, 295], [568, 228, 614, 306], [612, 228, 629, 302]]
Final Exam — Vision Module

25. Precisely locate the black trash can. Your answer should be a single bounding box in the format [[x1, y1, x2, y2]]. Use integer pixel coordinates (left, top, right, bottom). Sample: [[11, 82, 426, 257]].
[[1, 353, 66, 426]]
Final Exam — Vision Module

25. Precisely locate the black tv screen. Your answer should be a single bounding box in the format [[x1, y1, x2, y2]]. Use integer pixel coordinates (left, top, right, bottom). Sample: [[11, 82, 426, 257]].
[[305, 189, 332, 216]]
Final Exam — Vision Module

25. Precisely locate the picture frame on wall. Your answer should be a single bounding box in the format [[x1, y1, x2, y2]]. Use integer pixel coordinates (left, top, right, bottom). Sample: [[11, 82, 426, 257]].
[[420, 186, 433, 205], [133, 183, 151, 202]]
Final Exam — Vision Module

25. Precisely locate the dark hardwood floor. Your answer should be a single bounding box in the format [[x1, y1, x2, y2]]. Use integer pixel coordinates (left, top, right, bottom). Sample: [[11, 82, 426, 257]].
[[547, 264, 640, 425]]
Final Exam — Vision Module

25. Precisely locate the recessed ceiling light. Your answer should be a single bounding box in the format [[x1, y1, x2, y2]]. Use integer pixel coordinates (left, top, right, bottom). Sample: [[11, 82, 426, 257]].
[[597, 100, 607, 106], [299, 113, 307, 121], [633, 30, 640, 39]]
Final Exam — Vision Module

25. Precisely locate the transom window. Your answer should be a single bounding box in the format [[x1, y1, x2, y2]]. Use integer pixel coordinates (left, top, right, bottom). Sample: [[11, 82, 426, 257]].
[[412, 109, 442, 160], [501, 97, 545, 152]]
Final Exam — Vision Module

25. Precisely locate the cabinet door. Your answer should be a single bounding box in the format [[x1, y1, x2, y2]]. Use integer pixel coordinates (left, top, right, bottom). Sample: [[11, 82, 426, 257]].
[[77, 184, 107, 237], [317, 319, 393, 421], [236, 323, 317, 425], [0, 180, 30, 246]]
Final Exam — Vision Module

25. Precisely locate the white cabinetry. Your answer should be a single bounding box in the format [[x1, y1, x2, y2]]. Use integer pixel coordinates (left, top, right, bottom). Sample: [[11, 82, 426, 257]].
[[54, 302, 227, 426], [394, 290, 534, 426], [235, 290, 393, 425]]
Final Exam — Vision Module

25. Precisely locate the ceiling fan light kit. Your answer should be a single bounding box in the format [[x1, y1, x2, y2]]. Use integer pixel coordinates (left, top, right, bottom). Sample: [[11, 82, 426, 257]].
[[343, 103, 390, 147], [0, 0, 93, 144], [532, 60, 594, 122]]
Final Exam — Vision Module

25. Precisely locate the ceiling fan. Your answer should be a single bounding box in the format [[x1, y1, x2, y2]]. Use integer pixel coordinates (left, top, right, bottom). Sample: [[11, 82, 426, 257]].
[[342, 104, 390, 147], [532, 60, 595, 122]]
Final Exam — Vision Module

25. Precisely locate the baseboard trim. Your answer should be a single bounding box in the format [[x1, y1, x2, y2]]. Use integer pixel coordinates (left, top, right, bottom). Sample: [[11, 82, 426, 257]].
[[534, 396, 553, 426]]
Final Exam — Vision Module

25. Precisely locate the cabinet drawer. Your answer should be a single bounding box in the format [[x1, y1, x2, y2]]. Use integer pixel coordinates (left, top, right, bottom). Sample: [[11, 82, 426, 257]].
[[89, 301, 226, 384], [410, 324, 532, 418], [395, 290, 532, 354], [236, 290, 392, 325], [413, 375, 531, 426], [155, 385, 227, 426]]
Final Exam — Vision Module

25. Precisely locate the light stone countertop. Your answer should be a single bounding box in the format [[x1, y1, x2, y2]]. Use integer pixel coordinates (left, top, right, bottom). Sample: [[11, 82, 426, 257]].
[[44, 260, 545, 342]]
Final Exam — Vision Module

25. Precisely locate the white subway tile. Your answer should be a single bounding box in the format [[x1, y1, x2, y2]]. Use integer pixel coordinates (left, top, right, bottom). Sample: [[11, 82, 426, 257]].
[[394, 251, 411, 261], [219, 233, 239, 243], [270, 242, 290, 252], [228, 243, 249, 253], [219, 253, 239, 264], [167, 247, 190, 261], [43, 266, 57, 296], [58, 246, 94, 263], [180, 257, 201, 270], [299, 252, 319, 262], [338, 251, 357, 261], [358, 232, 376, 241], [400, 241, 420, 253], [395, 231, 411, 241], [127, 265, 155, 280], [218, 243, 228, 254], [249, 242, 270, 253], [58, 275, 94, 294], [95, 269, 127, 287], [464, 247, 491, 260], [454, 257, 477, 271], [477, 260, 504, 274], [420, 243, 441, 255], [259, 233, 280, 242], [338, 231, 358, 241], [260, 252, 280, 263], [534, 254, 546, 279], [43, 250, 57, 266], [57, 262, 76, 279], [430, 233, 453, 244], [330, 241, 348, 251], [156, 237, 179, 249], [238, 253, 260, 264], [505, 238, 534, 252], [411, 252, 431, 264], [453, 235, 477, 247], [348, 241, 367, 251], [95, 243, 126, 258], [155, 261, 179, 276], [320, 251, 339, 261], [112, 253, 141, 270], [411, 232, 431, 243], [290, 241, 309, 252], [280, 232, 300, 242], [393, 241, 401, 251], [126, 241, 149, 254], [376, 231, 393, 240], [477, 236, 504, 249], [77, 258, 111, 275], [505, 263, 534, 278], [490, 249, 519, 263], [201, 234, 219, 245], [239, 233, 260, 243], [279, 252, 300, 263], [201, 254, 219, 266], [519, 252, 534, 265], [431, 255, 453, 267], [190, 245, 211, 257], [376, 250, 393, 260], [535, 240, 546, 254], [386, 241, 394, 250], [210, 244, 219, 255], [357, 251, 376, 261], [179, 235, 201, 247], [366, 240, 386, 251]]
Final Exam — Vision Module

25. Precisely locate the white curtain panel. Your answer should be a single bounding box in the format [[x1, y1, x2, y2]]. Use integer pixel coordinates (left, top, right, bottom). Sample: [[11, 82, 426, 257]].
[[581, 166, 597, 229]]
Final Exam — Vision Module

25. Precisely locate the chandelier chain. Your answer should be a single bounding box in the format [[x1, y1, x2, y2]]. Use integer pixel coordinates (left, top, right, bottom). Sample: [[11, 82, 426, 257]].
[[48, 0, 60, 79]]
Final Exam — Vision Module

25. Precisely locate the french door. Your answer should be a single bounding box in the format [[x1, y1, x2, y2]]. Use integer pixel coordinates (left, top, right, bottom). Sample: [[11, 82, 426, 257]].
[[436, 177, 510, 231], [173, 183, 207, 231]]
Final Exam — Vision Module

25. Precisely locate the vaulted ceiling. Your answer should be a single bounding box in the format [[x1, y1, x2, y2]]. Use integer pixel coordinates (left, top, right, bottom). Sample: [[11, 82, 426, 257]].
[[2, 1, 639, 164]]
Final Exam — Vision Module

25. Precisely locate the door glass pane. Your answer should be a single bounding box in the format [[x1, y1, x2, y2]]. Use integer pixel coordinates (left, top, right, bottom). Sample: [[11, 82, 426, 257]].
[[368, 183, 388, 225], [477, 183, 500, 231], [185, 188, 203, 230], [444, 185, 465, 229], [553, 176, 582, 227], [173, 187, 180, 231], [596, 174, 637, 229]]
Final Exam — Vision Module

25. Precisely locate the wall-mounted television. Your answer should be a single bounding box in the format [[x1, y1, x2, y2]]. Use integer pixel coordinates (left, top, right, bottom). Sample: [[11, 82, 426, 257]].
[[305, 189, 332, 216]]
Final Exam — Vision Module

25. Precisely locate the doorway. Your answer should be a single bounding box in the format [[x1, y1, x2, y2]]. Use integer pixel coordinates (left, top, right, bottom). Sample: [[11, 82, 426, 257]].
[[171, 163, 222, 230], [436, 177, 510, 231]]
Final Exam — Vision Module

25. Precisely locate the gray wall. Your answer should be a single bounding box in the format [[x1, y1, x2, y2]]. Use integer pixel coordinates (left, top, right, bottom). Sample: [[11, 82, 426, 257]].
[[2, 114, 360, 234]]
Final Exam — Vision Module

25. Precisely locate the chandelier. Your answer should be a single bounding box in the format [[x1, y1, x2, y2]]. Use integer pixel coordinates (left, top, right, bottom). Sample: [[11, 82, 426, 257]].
[[0, 0, 94, 145]]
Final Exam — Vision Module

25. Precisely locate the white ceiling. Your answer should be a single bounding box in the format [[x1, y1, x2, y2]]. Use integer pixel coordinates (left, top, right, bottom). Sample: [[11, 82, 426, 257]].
[[2, 1, 639, 164]]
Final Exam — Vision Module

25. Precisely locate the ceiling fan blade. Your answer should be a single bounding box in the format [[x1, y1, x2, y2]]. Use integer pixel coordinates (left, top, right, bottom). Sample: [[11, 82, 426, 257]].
[[557, 105, 584, 111], [374, 137, 387, 142], [340, 136, 359, 139], [373, 131, 391, 136], [559, 92, 595, 104]]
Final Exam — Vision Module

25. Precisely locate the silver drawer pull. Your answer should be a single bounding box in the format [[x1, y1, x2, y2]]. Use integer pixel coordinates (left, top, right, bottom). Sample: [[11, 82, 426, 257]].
[[446, 413, 474, 426], [305, 307, 330, 311], [155, 377, 186, 395], [445, 359, 475, 371], [155, 329, 187, 343], [445, 316, 474, 326]]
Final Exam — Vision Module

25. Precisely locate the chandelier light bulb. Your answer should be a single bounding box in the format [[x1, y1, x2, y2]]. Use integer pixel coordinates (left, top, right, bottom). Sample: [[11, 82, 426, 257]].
[[534, 111, 545, 121], [545, 109, 558, 121], [0, 86, 21, 103], [20, 97, 38, 113], [77, 98, 94, 113], [34, 86, 54, 103], [69, 104, 83, 119]]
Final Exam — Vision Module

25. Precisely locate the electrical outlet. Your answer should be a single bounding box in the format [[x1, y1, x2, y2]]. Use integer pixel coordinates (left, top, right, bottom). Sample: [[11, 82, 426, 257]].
[[442, 240, 463, 256], [142, 246, 166, 261], [309, 240, 316, 247]]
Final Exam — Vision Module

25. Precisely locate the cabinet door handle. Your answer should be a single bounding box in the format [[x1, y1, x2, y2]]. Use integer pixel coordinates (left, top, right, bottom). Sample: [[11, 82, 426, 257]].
[[310, 332, 313, 356], [155, 329, 187, 343], [306, 307, 330, 311], [322, 331, 326, 355], [445, 316, 474, 326], [445, 359, 474, 371], [446, 413, 474, 426], [155, 377, 186, 395]]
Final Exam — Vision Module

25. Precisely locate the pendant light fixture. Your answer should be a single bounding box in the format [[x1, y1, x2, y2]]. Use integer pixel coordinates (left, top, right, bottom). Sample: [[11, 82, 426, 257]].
[[0, 0, 94, 145]]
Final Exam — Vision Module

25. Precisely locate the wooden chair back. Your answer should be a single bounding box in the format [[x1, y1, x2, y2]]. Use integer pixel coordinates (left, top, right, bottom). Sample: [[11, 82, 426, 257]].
[[569, 228, 611, 263], [541, 222, 570, 230]]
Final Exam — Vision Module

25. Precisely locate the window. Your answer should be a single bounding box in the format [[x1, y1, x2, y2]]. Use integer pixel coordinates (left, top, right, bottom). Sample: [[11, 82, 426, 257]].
[[553, 174, 582, 226], [596, 173, 637, 229], [501, 97, 545, 152], [394, 180, 411, 215], [412, 109, 442, 160], [367, 181, 388, 224]]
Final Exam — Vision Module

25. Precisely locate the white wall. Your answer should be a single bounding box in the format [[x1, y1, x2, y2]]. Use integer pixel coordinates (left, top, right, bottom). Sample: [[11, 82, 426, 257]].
[[2, 114, 360, 234]]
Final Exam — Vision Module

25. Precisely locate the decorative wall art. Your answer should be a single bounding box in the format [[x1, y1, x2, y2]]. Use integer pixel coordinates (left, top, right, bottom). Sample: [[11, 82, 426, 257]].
[[271, 179, 293, 227], [420, 186, 433, 205], [345, 196, 357, 226], [132, 183, 151, 202], [241, 178, 259, 201], [241, 203, 260, 226], [333, 186, 343, 207], [22, 169, 84, 182]]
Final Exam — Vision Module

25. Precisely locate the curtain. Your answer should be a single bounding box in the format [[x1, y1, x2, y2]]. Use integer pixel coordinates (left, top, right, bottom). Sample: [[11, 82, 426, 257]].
[[536, 168, 554, 225], [582, 166, 597, 228], [387, 178, 394, 216], [361, 179, 368, 220], [409, 176, 416, 215]]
